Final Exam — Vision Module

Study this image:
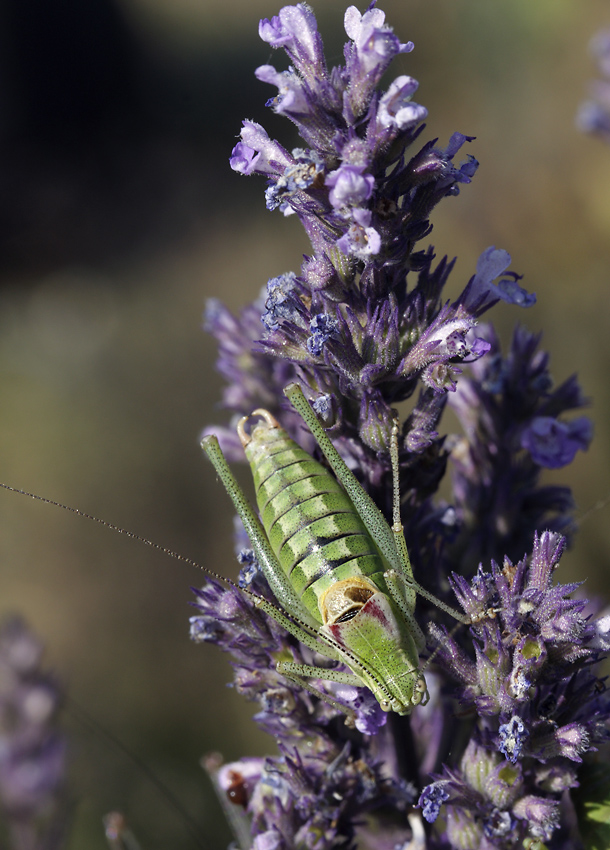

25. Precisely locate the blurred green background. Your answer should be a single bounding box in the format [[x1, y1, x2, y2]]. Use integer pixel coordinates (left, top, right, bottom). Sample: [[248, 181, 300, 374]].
[[1, 0, 610, 847]]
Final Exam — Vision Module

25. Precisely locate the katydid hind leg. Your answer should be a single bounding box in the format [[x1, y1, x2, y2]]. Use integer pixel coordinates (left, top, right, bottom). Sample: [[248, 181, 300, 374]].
[[383, 569, 427, 651], [390, 525, 470, 625], [278, 665, 358, 724], [201, 434, 319, 630], [285, 385, 470, 625], [390, 422, 470, 624], [278, 661, 363, 688]]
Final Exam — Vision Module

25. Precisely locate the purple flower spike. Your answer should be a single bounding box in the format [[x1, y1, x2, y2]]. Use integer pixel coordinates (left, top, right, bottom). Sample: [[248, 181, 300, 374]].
[[200, 6, 607, 849], [0, 617, 67, 849]]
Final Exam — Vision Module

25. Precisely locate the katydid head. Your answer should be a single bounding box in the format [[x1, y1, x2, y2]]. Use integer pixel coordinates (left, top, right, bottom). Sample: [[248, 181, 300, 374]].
[[320, 576, 429, 715]]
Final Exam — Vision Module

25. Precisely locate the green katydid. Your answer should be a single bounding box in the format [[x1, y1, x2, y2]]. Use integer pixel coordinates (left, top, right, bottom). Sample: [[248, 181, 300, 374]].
[[201, 382, 472, 721], [0, 381, 474, 725]]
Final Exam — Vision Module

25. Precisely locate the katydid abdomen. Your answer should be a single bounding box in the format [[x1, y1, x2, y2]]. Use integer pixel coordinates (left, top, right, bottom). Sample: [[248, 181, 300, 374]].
[[239, 409, 388, 626]]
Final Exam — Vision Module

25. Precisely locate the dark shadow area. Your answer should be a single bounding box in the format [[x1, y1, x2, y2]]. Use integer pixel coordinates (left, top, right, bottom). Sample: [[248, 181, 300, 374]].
[[0, 0, 267, 275]]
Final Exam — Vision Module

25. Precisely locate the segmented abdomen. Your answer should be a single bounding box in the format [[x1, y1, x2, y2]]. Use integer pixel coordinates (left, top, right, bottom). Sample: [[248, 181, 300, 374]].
[[244, 421, 385, 622]]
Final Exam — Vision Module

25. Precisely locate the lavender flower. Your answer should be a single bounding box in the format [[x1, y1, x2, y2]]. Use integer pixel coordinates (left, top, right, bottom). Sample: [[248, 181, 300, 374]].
[[445, 323, 591, 570], [196, 4, 606, 848], [577, 29, 610, 143], [0, 616, 67, 850], [418, 531, 610, 847], [191, 562, 410, 846]]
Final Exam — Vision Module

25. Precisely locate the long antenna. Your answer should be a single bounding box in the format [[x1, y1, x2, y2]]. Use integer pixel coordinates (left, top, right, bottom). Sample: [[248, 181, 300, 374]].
[[0, 482, 219, 848], [0, 482, 237, 588], [0, 482, 328, 640], [0, 482, 363, 681]]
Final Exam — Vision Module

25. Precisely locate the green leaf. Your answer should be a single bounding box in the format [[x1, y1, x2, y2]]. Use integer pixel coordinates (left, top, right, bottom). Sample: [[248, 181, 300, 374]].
[[573, 762, 610, 850]]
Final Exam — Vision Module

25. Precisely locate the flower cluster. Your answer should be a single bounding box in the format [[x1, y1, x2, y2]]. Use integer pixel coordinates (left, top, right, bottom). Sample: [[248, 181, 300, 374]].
[[212, 1, 538, 505], [577, 29, 610, 143], [445, 323, 591, 571], [420, 531, 610, 847], [192, 566, 414, 848], [191, 553, 386, 739], [196, 4, 605, 849], [0, 616, 67, 850]]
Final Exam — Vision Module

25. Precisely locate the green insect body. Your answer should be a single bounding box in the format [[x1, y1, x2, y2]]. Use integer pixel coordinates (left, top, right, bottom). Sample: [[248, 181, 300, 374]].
[[240, 408, 425, 712], [201, 382, 468, 720]]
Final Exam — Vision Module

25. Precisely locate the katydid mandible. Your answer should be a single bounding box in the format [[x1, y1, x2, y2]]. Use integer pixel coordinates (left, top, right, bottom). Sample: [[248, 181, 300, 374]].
[[201, 382, 469, 720]]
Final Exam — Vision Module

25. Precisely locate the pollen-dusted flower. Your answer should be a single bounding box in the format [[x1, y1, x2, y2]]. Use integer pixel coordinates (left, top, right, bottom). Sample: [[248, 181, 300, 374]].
[[498, 716, 529, 764], [420, 781, 450, 823]]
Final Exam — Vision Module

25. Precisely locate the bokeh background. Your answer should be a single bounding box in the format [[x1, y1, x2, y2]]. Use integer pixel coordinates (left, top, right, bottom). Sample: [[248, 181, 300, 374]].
[[1, 0, 610, 847]]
